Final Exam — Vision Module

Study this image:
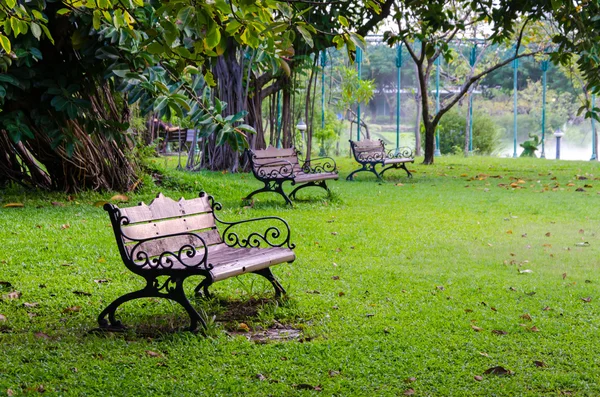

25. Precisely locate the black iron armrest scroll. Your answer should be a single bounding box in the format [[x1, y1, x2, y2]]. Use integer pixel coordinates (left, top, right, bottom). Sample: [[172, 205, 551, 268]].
[[300, 156, 337, 174], [253, 159, 296, 180], [216, 216, 295, 249], [386, 147, 414, 159], [125, 231, 210, 271]]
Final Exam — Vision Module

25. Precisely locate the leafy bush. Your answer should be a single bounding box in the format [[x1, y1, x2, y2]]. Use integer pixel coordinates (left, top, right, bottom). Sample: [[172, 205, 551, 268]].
[[437, 108, 500, 155]]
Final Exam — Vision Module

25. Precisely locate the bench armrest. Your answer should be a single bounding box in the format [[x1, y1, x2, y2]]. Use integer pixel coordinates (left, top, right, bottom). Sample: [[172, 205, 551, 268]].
[[387, 147, 414, 159], [213, 211, 294, 250], [252, 159, 296, 180], [125, 231, 210, 271], [300, 156, 337, 174]]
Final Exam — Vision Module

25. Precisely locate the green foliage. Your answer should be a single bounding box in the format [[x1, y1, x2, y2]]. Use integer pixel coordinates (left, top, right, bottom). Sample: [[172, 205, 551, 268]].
[[334, 66, 375, 118], [437, 108, 500, 155], [313, 110, 343, 155]]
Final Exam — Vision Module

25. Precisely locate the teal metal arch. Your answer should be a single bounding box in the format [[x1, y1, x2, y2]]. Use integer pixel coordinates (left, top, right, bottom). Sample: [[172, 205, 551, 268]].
[[356, 47, 363, 141], [434, 56, 441, 156], [395, 44, 403, 153], [540, 59, 549, 158]]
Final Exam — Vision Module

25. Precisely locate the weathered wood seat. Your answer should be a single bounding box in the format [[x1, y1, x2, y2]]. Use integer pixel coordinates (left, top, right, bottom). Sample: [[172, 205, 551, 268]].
[[347, 139, 414, 181], [99, 192, 295, 332], [245, 146, 338, 205]]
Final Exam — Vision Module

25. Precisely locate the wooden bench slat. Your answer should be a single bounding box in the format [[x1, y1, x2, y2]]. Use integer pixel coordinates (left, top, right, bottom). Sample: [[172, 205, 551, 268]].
[[251, 156, 300, 166], [294, 172, 339, 183], [383, 158, 414, 165], [208, 247, 295, 281], [252, 146, 297, 158], [122, 212, 216, 241], [120, 194, 212, 224]]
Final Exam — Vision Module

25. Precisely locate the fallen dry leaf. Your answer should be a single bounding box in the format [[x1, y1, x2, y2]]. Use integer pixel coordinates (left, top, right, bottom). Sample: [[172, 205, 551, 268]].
[[474, 375, 483, 381], [519, 269, 533, 274], [562, 273, 567, 280], [528, 326, 540, 332], [465, 309, 473, 313], [581, 297, 592, 303], [492, 330, 507, 335], [237, 323, 250, 332], [404, 377, 416, 383], [51, 201, 64, 207], [23, 302, 39, 308], [534, 360, 547, 368], [520, 313, 532, 321], [145, 350, 161, 358], [7, 389, 14, 396], [62, 306, 81, 313], [3, 203, 24, 208], [0, 314, 6, 322], [404, 389, 415, 395], [73, 290, 91, 296], [332, 276, 340, 280], [471, 325, 483, 332], [338, 291, 345, 297], [545, 232, 551, 237], [3, 291, 21, 300], [110, 194, 129, 202], [483, 366, 513, 376], [61, 224, 70, 230], [543, 306, 551, 311], [94, 279, 110, 284], [328, 370, 340, 377], [34, 332, 50, 339]]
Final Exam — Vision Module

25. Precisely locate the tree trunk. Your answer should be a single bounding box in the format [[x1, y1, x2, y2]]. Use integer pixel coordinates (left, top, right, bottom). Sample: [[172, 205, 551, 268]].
[[423, 122, 436, 164]]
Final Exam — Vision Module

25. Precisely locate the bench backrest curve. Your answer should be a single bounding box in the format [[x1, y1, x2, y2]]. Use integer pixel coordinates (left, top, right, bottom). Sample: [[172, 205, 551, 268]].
[[104, 193, 221, 273]]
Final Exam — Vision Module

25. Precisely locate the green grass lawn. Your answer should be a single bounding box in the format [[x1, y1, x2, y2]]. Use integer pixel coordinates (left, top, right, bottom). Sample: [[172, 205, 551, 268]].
[[1, 155, 600, 396]]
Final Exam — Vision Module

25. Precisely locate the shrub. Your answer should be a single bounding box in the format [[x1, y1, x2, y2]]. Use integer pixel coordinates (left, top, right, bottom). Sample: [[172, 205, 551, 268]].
[[437, 108, 500, 155]]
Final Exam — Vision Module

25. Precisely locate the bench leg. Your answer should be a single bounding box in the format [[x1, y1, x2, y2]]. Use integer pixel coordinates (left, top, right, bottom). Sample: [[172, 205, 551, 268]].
[[252, 268, 286, 298], [346, 163, 381, 181], [98, 276, 207, 332], [380, 163, 413, 178], [244, 181, 293, 206], [194, 277, 213, 299], [289, 180, 330, 200]]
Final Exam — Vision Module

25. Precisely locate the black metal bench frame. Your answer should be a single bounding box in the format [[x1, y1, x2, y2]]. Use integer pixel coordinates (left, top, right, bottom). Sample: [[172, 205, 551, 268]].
[[245, 146, 338, 205], [347, 139, 414, 181], [99, 192, 295, 332]]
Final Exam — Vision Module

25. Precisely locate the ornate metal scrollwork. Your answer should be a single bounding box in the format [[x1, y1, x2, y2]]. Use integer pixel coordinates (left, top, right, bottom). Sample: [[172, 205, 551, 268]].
[[252, 157, 296, 181], [152, 277, 177, 294], [356, 151, 386, 162], [122, 231, 210, 271], [300, 156, 338, 174], [387, 147, 414, 159], [210, 197, 294, 249]]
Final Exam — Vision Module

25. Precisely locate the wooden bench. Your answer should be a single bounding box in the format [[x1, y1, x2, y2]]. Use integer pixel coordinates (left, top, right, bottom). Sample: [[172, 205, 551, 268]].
[[245, 146, 338, 205], [347, 139, 414, 181], [99, 192, 295, 332]]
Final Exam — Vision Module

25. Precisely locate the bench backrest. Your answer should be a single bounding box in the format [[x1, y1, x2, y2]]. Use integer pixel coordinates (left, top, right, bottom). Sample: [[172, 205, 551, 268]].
[[105, 193, 221, 271], [349, 139, 386, 162], [249, 146, 301, 179]]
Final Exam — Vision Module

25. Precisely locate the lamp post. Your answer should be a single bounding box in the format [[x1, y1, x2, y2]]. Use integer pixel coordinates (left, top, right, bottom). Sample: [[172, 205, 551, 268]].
[[296, 119, 307, 146], [554, 129, 564, 160]]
